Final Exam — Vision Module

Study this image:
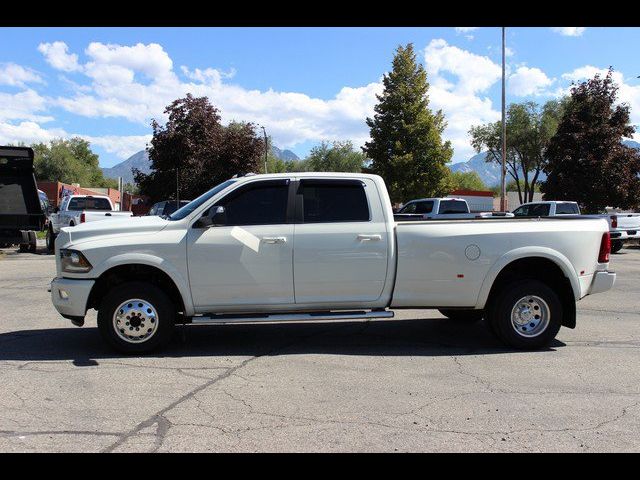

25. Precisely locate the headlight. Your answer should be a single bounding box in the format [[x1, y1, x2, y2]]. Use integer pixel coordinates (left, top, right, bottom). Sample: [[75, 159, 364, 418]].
[[60, 249, 93, 273]]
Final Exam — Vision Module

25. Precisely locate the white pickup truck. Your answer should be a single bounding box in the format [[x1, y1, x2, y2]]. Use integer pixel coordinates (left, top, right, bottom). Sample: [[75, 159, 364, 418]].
[[50, 173, 615, 353], [396, 197, 513, 219], [512, 201, 640, 253], [47, 194, 133, 251]]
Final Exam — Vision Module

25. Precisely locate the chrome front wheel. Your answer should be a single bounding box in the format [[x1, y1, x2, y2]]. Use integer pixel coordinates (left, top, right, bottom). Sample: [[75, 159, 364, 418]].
[[112, 299, 159, 344]]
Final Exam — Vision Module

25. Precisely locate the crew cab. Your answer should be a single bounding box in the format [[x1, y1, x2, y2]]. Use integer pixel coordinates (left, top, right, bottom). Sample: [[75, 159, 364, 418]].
[[47, 194, 133, 251], [396, 197, 513, 219], [50, 173, 615, 353], [512, 201, 581, 217]]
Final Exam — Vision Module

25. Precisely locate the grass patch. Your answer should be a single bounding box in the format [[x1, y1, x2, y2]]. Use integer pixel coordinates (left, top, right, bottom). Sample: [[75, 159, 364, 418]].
[[36, 231, 47, 240]]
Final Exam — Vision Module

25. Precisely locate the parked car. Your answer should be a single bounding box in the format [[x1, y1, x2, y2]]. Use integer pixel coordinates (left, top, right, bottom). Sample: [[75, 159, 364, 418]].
[[396, 197, 513, 220], [0, 146, 47, 251], [512, 201, 639, 254], [50, 172, 615, 353], [148, 200, 191, 218], [47, 194, 134, 252], [512, 201, 581, 217], [599, 212, 640, 253]]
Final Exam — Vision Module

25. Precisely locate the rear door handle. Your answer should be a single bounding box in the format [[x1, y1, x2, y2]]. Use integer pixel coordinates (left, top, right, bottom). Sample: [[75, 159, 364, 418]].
[[357, 234, 382, 241], [262, 236, 287, 244]]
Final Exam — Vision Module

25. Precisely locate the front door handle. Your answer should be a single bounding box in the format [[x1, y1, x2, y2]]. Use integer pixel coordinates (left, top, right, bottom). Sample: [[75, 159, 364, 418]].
[[357, 234, 382, 241], [262, 236, 287, 244]]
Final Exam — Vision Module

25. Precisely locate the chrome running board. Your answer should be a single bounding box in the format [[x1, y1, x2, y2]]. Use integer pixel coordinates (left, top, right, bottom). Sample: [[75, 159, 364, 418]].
[[191, 310, 394, 325]]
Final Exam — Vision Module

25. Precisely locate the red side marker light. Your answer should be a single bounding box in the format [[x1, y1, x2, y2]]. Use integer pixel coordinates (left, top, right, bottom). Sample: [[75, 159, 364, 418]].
[[457, 274, 464, 278]]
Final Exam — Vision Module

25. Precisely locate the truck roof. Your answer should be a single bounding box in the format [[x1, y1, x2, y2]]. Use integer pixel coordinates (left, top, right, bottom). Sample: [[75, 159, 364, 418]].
[[518, 200, 578, 206]]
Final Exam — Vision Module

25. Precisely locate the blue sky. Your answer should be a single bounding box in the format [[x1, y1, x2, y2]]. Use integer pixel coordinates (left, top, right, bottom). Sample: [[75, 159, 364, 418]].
[[1, 27, 639, 168]]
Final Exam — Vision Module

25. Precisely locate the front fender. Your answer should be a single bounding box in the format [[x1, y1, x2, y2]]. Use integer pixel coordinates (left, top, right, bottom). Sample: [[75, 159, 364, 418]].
[[474, 246, 581, 309], [93, 253, 195, 316]]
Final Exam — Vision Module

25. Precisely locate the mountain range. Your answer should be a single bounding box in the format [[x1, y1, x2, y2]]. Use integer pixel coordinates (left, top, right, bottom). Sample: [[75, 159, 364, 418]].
[[102, 146, 300, 184], [104, 140, 640, 187]]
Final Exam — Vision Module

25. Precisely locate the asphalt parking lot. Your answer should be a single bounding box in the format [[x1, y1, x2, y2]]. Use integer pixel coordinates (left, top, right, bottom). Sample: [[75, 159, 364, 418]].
[[0, 244, 639, 452]]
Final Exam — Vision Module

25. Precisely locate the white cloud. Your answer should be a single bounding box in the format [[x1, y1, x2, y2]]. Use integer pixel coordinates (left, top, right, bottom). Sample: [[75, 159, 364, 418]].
[[0, 121, 67, 145], [505, 47, 514, 57], [85, 42, 174, 79], [38, 41, 82, 72], [81, 134, 153, 159], [508, 66, 555, 96], [422, 39, 502, 160], [0, 89, 50, 123], [551, 27, 586, 37], [0, 63, 43, 87], [455, 27, 478, 33]]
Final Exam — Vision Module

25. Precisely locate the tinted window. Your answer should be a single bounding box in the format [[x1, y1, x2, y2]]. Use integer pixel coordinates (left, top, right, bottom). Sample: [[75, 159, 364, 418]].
[[398, 202, 416, 214], [415, 201, 434, 214], [301, 181, 369, 223], [220, 182, 289, 225], [513, 205, 528, 216], [68, 197, 112, 211], [556, 203, 579, 214], [438, 200, 468, 214], [529, 204, 551, 216]]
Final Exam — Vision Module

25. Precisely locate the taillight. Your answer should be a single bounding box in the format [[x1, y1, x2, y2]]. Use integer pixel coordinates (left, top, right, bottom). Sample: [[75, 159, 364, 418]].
[[80, 213, 86, 223], [611, 215, 617, 228], [598, 232, 611, 263]]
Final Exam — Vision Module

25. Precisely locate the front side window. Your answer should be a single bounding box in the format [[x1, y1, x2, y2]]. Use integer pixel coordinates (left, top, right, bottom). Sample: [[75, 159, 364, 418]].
[[529, 204, 551, 216], [300, 180, 369, 223], [513, 205, 529, 216], [398, 202, 416, 214], [219, 181, 289, 225], [414, 201, 434, 214]]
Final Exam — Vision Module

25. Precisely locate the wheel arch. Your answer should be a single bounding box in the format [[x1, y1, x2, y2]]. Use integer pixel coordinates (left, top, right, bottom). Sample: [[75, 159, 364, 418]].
[[476, 249, 579, 328], [87, 257, 193, 316]]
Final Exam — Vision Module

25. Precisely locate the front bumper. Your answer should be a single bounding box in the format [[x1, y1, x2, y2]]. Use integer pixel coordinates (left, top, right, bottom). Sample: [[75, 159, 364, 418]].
[[588, 270, 616, 295], [50, 277, 95, 323]]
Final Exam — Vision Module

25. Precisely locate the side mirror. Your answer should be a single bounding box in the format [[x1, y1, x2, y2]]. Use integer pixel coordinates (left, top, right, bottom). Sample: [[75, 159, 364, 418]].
[[194, 206, 226, 229], [211, 205, 227, 226]]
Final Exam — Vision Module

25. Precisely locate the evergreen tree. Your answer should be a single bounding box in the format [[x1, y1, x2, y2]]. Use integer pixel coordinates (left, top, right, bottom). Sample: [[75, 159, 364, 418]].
[[364, 44, 453, 203]]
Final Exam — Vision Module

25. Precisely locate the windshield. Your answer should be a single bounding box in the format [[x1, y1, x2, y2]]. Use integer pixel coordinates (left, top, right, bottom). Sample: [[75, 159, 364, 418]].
[[168, 180, 236, 220]]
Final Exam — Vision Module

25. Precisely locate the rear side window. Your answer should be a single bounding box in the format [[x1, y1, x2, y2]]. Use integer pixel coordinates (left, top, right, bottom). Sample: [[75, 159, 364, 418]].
[[300, 180, 370, 223], [68, 197, 112, 211], [220, 181, 289, 225], [438, 200, 468, 214], [556, 203, 579, 214]]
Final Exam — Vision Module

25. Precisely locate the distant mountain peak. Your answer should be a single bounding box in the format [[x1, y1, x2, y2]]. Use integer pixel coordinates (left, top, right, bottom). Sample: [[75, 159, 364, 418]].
[[102, 144, 300, 185]]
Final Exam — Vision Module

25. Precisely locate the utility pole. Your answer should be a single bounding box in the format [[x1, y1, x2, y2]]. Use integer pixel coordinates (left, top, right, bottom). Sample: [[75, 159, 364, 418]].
[[261, 126, 268, 174], [500, 26, 507, 212]]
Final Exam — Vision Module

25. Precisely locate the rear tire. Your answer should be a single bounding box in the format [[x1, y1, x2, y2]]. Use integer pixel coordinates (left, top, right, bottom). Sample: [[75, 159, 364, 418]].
[[438, 309, 484, 323], [611, 240, 623, 254], [97, 281, 175, 354], [46, 227, 56, 253], [486, 279, 562, 349]]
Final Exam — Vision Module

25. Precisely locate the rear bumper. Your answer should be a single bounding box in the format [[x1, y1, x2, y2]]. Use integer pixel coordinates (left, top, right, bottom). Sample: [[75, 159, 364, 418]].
[[588, 270, 616, 295], [610, 229, 640, 241], [50, 277, 94, 322]]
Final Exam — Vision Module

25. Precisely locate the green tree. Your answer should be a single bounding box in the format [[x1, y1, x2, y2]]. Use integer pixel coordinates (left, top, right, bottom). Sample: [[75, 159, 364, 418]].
[[542, 69, 640, 213], [135, 94, 264, 202], [306, 141, 365, 172], [364, 43, 453, 203], [449, 171, 487, 192], [470, 100, 565, 204], [32, 138, 115, 188]]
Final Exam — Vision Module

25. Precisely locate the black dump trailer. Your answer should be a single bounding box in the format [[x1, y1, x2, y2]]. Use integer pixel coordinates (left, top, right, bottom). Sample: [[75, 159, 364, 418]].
[[0, 146, 46, 252]]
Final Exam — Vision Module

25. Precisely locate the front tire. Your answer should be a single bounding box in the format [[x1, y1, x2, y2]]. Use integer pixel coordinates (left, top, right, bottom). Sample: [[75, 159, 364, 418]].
[[611, 240, 623, 254], [486, 279, 562, 349], [438, 309, 484, 323], [97, 281, 175, 353]]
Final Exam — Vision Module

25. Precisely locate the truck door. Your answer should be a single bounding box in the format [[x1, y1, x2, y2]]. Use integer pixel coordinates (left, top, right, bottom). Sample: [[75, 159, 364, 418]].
[[292, 178, 389, 304], [187, 179, 295, 310]]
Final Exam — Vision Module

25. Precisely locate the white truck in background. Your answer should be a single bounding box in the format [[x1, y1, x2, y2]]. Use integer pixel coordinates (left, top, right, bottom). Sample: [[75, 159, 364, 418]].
[[47, 194, 133, 251], [512, 201, 640, 253], [396, 197, 513, 220], [50, 173, 615, 354]]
